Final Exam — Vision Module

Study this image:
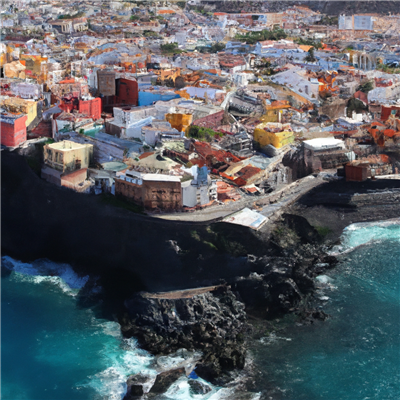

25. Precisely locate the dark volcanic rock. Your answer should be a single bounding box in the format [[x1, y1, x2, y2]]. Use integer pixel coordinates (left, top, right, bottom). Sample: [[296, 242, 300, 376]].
[[124, 374, 150, 399], [120, 286, 247, 382], [188, 379, 212, 395], [149, 367, 185, 394]]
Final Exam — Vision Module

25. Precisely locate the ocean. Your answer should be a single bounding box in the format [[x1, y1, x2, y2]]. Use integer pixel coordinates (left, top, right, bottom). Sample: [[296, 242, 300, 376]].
[[249, 219, 400, 400], [1, 219, 399, 400]]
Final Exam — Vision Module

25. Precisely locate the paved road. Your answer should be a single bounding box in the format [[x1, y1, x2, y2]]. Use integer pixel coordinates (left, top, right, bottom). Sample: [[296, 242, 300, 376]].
[[154, 175, 326, 223]]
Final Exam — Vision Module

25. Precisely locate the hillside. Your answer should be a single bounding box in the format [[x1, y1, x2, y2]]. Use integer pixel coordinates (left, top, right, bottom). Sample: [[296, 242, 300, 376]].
[[200, 1, 400, 16]]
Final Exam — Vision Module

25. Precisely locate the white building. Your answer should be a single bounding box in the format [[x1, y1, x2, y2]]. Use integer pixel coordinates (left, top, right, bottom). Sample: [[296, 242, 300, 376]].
[[181, 166, 217, 207], [339, 15, 374, 30]]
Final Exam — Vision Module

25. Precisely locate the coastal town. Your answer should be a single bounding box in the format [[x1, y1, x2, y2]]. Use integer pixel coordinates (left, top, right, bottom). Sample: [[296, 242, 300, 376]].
[[2, 2, 400, 399], [2, 0, 400, 229]]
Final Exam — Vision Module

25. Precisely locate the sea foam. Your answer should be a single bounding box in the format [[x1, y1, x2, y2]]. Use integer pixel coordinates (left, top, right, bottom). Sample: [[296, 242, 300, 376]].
[[330, 218, 400, 255], [2, 256, 89, 294]]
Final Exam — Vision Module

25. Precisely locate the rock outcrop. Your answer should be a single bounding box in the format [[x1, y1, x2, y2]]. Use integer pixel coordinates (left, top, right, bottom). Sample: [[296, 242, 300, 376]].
[[120, 286, 247, 382]]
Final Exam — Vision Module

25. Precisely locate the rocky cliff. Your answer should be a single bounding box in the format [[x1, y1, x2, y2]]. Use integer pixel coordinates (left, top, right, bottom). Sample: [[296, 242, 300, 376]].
[[121, 286, 247, 382]]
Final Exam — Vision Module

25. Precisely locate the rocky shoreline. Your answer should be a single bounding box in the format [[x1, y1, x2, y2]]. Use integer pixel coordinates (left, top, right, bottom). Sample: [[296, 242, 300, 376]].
[[3, 151, 400, 397]]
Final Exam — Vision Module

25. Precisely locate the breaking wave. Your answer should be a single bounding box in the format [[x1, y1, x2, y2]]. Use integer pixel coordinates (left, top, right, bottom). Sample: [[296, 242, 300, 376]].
[[330, 217, 400, 255], [2, 256, 89, 294]]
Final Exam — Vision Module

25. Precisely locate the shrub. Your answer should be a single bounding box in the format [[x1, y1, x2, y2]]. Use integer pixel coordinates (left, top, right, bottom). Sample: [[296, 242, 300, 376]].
[[187, 126, 223, 142]]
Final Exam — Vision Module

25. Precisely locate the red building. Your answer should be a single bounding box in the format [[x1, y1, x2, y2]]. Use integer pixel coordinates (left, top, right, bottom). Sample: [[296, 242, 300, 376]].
[[1, 113, 27, 147], [102, 78, 139, 113], [79, 98, 102, 120], [59, 97, 102, 120]]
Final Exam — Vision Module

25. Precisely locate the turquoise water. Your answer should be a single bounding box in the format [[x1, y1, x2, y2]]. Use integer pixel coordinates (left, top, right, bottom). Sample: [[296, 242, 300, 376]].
[[0, 258, 232, 400], [251, 219, 400, 400], [1, 257, 155, 400]]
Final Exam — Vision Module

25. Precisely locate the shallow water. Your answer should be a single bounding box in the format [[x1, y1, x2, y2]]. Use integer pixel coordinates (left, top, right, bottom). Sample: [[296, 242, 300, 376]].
[[250, 220, 400, 400]]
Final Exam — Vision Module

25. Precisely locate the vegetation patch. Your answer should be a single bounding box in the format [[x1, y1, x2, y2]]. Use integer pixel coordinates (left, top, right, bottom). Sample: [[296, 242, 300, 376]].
[[235, 28, 287, 45], [187, 126, 224, 142], [315, 226, 332, 237], [160, 43, 182, 55]]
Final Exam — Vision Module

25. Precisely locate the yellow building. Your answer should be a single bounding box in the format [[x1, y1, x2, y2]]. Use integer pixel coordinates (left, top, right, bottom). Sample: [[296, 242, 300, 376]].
[[20, 54, 48, 83], [261, 100, 291, 123], [254, 122, 294, 149], [0, 97, 37, 128], [4, 44, 22, 64], [166, 113, 193, 132], [43, 140, 93, 173]]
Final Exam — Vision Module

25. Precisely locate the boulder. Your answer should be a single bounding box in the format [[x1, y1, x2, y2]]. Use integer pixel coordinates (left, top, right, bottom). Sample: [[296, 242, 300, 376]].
[[188, 379, 212, 395], [121, 286, 247, 382], [124, 373, 153, 399], [149, 367, 185, 394]]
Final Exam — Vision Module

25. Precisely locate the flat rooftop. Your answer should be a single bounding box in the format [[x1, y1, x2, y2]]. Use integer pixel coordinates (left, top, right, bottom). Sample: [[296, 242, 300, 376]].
[[48, 140, 90, 151]]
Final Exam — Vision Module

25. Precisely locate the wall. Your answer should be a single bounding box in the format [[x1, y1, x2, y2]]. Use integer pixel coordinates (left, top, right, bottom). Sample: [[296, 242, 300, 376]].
[[354, 15, 373, 31], [116, 177, 182, 210], [44, 142, 93, 173], [0, 115, 27, 147], [79, 98, 102, 120], [254, 127, 294, 149], [97, 70, 116, 96], [115, 178, 143, 205], [142, 179, 182, 210], [102, 78, 139, 112], [61, 168, 88, 188], [345, 164, 368, 181]]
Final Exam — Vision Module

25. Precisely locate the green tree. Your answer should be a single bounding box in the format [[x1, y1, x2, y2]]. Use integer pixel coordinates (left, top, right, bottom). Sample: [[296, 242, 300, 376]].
[[187, 126, 223, 142], [234, 28, 287, 45], [160, 42, 179, 52], [177, 1, 186, 9], [304, 47, 316, 63], [357, 80, 374, 93], [130, 15, 140, 21]]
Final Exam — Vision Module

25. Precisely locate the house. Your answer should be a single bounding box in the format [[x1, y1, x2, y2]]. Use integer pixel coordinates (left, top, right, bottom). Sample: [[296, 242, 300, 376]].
[[108, 105, 158, 139], [270, 67, 321, 104], [254, 39, 299, 57], [261, 100, 291, 123], [303, 138, 355, 171], [254, 122, 294, 150], [41, 140, 94, 190], [0, 112, 27, 147], [115, 170, 182, 211], [338, 15, 374, 31], [0, 97, 38, 130], [345, 155, 393, 181], [181, 166, 217, 208]]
